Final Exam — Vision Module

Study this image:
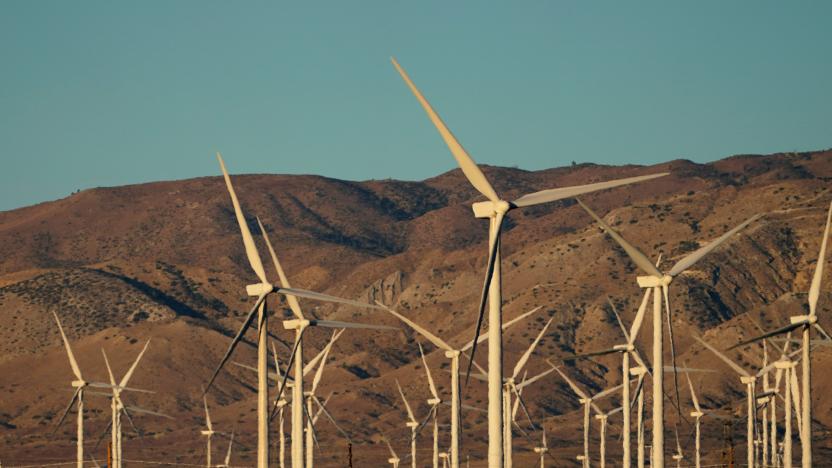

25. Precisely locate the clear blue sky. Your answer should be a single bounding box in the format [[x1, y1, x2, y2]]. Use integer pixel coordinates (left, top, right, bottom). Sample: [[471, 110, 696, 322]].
[[1, 2, 830, 211]]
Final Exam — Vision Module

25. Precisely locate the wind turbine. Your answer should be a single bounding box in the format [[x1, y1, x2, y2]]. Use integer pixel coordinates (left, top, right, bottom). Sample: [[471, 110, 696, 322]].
[[685, 372, 704, 468], [207, 154, 392, 468], [671, 427, 684, 468], [502, 317, 555, 468], [391, 57, 669, 467], [305, 330, 344, 468], [576, 198, 760, 466], [566, 292, 654, 468], [384, 434, 401, 468], [417, 342, 442, 468], [595, 406, 623, 468], [201, 395, 218, 468], [52, 312, 119, 468], [533, 428, 548, 468], [396, 379, 420, 468], [216, 431, 234, 468], [101, 342, 166, 468], [730, 201, 832, 467], [553, 365, 622, 468], [377, 303, 541, 468]]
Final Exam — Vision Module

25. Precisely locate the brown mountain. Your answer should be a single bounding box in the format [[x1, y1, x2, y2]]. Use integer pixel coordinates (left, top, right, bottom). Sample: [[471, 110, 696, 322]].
[[0, 149, 830, 466]]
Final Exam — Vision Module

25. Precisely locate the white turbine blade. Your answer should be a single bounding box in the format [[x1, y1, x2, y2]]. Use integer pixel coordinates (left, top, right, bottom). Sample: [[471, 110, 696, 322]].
[[517, 366, 556, 390], [628, 288, 653, 344], [512, 316, 554, 379], [101, 349, 117, 390], [224, 431, 234, 466], [233, 360, 286, 382], [418, 342, 439, 400], [304, 329, 344, 377], [53, 387, 81, 431], [631, 374, 646, 412], [278, 287, 383, 310], [809, 201, 832, 317], [124, 405, 172, 419], [376, 303, 452, 351], [789, 369, 803, 438], [607, 406, 624, 417], [460, 305, 542, 352], [668, 214, 761, 277], [663, 284, 683, 417], [310, 330, 341, 392], [693, 336, 751, 377], [274, 327, 307, 418], [257, 217, 304, 320], [675, 427, 682, 454], [685, 372, 701, 412], [216, 152, 268, 284], [552, 365, 589, 400], [728, 322, 804, 350], [396, 379, 417, 423], [593, 383, 624, 402], [118, 340, 150, 389], [390, 57, 500, 203], [607, 297, 630, 342], [814, 323, 832, 342], [271, 342, 282, 377], [53, 312, 83, 381], [513, 173, 669, 208], [205, 292, 268, 393], [464, 211, 505, 385], [564, 348, 619, 361], [310, 319, 398, 331], [576, 198, 662, 277], [663, 366, 714, 373], [383, 434, 398, 459], [204, 395, 213, 431]]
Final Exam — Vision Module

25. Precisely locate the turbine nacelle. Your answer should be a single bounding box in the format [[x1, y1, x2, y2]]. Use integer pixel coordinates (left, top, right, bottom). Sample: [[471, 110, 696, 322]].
[[613, 344, 633, 352], [406, 421, 419, 429], [201, 430, 214, 436], [71, 380, 86, 388], [630, 366, 648, 376], [594, 414, 608, 421], [283, 319, 311, 330], [789, 314, 816, 326], [427, 397, 441, 406], [246, 282, 274, 297], [471, 200, 511, 219], [774, 360, 795, 370], [740, 376, 756, 385], [636, 275, 672, 288], [444, 350, 460, 359], [690, 411, 704, 418]]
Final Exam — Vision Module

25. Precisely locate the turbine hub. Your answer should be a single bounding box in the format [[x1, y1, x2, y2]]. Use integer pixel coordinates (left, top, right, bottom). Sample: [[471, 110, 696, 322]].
[[407, 421, 419, 429], [740, 376, 756, 384], [471, 200, 510, 218], [444, 350, 460, 358], [282, 318, 310, 330], [246, 282, 274, 296], [428, 398, 441, 405], [71, 380, 86, 388]]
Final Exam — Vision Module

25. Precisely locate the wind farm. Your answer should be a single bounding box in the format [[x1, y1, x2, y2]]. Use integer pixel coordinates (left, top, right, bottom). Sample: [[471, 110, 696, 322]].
[[2, 3, 832, 466]]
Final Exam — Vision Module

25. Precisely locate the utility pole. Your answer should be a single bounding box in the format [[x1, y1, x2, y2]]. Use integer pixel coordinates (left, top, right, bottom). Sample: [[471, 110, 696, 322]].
[[721, 420, 735, 468]]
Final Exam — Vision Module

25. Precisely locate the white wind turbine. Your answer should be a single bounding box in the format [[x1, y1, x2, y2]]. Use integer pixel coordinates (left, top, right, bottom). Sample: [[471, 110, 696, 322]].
[[671, 428, 684, 468], [576, 198, 760, 466], [553, 366, 622, 468], [384, 434, 401, 468], [378, 303, 541, 468], [52, 312, 125, 468], [201, 395, 217, 468], [730, 201, 832, 468], [101, 342, 166, 468], [595, 406, 623, 468], [305, 329, 344, 468], [685, 372, 704, 468], [396, 379, 420, 468], [533, 428, 548, 468], [417, 342, 442, 468], [206, 154, 393, 468], [391, 57, 669, 467]]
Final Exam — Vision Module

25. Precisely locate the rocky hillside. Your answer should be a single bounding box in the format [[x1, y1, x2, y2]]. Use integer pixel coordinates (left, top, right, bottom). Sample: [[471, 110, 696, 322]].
[[0, 149, 830, 466]]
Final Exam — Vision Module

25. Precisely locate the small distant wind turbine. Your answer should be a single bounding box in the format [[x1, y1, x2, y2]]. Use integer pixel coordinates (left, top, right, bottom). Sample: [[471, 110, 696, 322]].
[[201, 395, 216, 468], [671, 427, 684, 468], [384, 434, 401, 468], [391, 57, 669, 467], [378, 303, 541, 468], [553, 366, 622, 468], [685, 372, 703, 468], [305, 330, 343, 468], [216, 431, 234, 468], [595, 406, 623, 468], [533, 428, 548, 468], [730, 201, 832, 468], [52, 312, 121, 468], [396, 379, 420, 468], [416, 342, 442, 468], [577, 198, 760, 466]]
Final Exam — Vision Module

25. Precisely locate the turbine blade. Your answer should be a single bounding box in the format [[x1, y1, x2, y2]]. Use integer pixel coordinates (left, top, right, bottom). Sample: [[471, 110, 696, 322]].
[[576, 198, 662, 277], [728, 322, 804, 350], [460, 305, 542, 352], [304, 329, 344, 377], [53, 387, 81, 432], [809, 201, 832, 317], [125, 405, 172, 419], [631, 374, 645, 411], [204, 293, 267, 393], [257, 217, 304, 320], [272, 326, 307, 421], [119, 340, 151, 389], [204, 394, 213, 431], [694, 336, 751, 377], [311, 330, 340, 393], [302, 402, 320, 449], [551, 364, 589, 400], [628, 288, 653, 344], [562, 348, 619, 361], [663, 285, 683, 418], [53, 312, 83, 381], [512, 317, 554, 379], [121, 406, 142, 437], [390, 57, 500, 203], [310, 319, 397, 330], [378, 303, 453, 352], [685, 371, 701, 412], [313, 394, 352, 442], [414, 404, 436, 438], [814, 323, 832, 342], [513, 173, 669, 208], [101, 349, 117, 388], [607, 297, 630, 342], [224, 431, 234, 465], [395, 379, 417, 423], [517, 366, 556, 390], [217, 153, 268, 284], [278, 287, 383, 310], [512, 386, 536, 430], [593, 383, 624, 401], [464, 211, 504, 386], [383, 433, 398, 458], [668, 214, 761, 277], [418, 342, 439, 399]]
